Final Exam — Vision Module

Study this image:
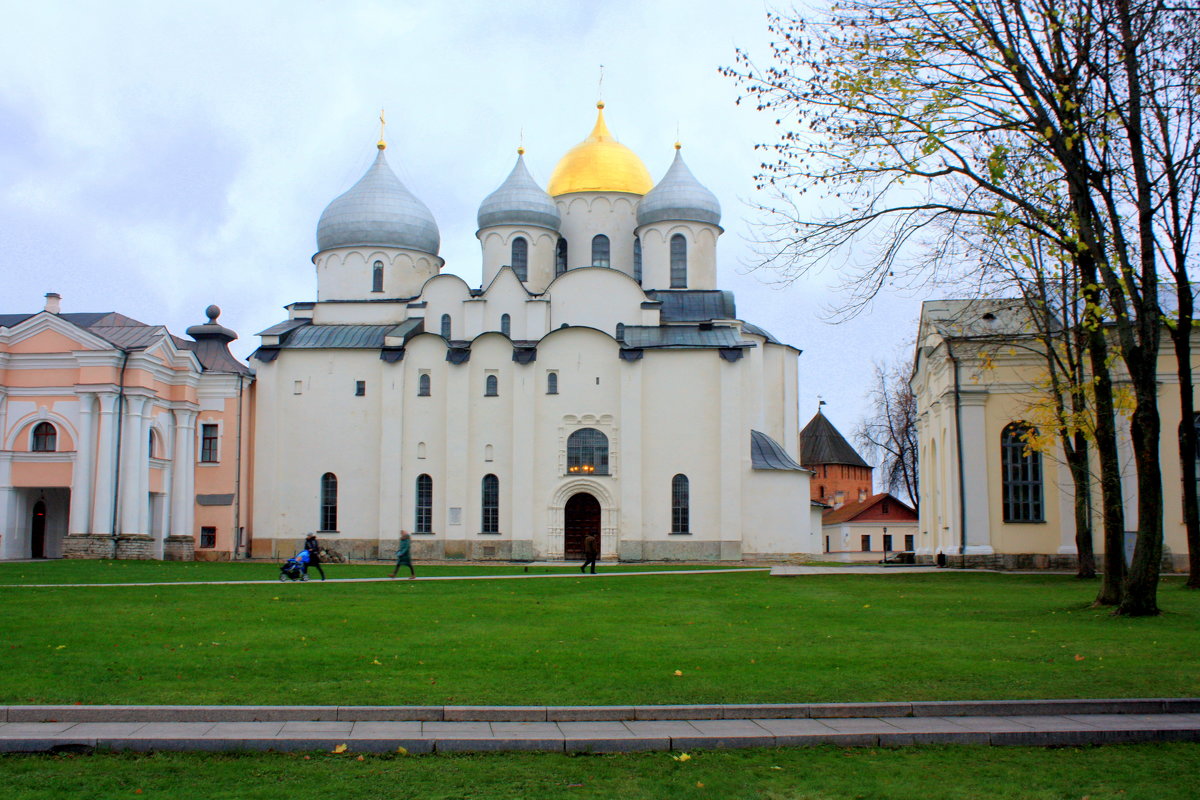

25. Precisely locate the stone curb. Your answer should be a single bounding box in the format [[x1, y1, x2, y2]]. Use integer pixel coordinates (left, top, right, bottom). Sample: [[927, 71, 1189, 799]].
[[1, 723, 1196, 754], [4, 698, 1196, 724]]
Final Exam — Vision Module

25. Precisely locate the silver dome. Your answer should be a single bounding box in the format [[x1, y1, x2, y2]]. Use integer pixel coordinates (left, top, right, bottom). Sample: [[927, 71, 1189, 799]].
[[477, 152, 561, 231], [636, 148, 721, 227], [316, 149, 440, 255]]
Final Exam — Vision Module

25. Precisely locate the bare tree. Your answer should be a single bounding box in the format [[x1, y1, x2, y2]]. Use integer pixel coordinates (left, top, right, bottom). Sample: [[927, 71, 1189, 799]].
[[856, 361, 919, 510]]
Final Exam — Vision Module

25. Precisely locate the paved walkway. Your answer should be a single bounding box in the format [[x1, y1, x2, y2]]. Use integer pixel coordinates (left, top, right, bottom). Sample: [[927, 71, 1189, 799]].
[[2, 700, 1195, 753]]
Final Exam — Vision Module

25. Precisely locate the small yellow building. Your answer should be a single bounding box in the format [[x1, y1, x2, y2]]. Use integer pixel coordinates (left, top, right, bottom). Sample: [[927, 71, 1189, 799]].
[[912, 299, 1195, 570]]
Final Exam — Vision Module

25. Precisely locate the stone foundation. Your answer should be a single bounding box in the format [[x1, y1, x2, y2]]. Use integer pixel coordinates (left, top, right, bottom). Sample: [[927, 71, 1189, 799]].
[[62, 534, 117, 559], [917, 552, 1186, 572], [619, 539, 741, 561], [162, 536, 195, 562]]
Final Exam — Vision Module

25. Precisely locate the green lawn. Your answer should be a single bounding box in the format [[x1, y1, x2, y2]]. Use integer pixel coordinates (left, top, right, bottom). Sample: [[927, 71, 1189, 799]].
[[2, 744, 1197, 799], [0, 564, 1197, 705], [0, 559, 750, 585]]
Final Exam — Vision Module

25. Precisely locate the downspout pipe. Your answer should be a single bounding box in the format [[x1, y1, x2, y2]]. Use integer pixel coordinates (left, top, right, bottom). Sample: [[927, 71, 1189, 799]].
[[110, 349, 130, 552], [946, 340, 967, 558]]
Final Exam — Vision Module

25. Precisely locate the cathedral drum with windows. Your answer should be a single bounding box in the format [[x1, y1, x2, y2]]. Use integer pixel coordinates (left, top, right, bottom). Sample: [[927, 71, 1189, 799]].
[[250, 104, 817, 562]]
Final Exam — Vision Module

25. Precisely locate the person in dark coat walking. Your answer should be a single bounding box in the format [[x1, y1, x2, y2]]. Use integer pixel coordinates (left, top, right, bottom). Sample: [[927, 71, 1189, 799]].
[[390, 530, 415, 579], [581, 533, 599, 574], [304, 533, 326, 581]]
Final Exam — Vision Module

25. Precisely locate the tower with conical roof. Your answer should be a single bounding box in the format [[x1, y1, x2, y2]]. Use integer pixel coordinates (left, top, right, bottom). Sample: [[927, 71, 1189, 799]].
[[313, 139, 443, 301], [477, 148, 561, 292], [799, 409, 873, 507]]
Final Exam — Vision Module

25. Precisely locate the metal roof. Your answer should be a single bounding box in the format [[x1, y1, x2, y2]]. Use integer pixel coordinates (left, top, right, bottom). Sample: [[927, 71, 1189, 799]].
[[750, 429, 806, 471], [798, 411, 871, 468], [741, 321, 783, 345], [477, 153, 561, 231], [316, 149, 440, 255], [280, 324, 395, 349], [621, 324, 747, 349], [637, 148, 722, 227], [644, 290, 737, 322], [256, 319, 309, 337]]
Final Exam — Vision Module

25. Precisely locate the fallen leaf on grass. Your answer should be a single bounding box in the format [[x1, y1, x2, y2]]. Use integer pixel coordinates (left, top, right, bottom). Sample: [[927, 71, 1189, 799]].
[[332, 744, 348, 754], [396, 746, 408, 755], [1075, 654, 1086, 661], [670, 753, 692, 762], [673, 670, 683, 676]]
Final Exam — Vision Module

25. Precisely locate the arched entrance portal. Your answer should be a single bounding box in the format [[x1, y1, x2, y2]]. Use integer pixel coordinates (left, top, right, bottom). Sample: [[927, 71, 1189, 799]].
[[31, 501, 47, 559], [564, 492, 600, 560]]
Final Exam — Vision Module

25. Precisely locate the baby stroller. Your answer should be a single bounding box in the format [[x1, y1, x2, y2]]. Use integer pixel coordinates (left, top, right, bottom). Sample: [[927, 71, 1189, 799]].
[[279, 550, 311, 582]]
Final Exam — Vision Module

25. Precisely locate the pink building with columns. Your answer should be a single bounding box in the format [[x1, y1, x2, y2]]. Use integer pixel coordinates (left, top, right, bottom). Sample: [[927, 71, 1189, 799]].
[[0, 294, 253, 560]]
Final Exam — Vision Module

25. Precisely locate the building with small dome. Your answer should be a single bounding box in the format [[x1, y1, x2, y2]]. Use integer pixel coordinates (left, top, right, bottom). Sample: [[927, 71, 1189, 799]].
[[250, 104, 818, 562]]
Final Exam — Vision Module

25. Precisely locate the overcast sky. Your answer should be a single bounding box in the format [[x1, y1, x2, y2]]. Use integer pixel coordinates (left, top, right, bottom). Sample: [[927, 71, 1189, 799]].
[[0, 0, 929, 454]]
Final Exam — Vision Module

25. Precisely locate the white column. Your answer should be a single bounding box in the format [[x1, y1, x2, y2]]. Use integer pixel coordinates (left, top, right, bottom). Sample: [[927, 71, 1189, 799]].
[[718, 355, 742, 558], [118, 395, 149, 534], [136, 404, 153, 535], [91, 393, 120, 534], [170, 409, 196, 538], [68, 393, 97, 535], [958, 390, 994, 554], [510, 365, 534, 554]]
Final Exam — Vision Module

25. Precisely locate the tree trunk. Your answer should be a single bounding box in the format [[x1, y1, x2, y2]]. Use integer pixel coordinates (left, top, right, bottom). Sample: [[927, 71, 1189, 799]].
[[1118, 378, 1165, 616], [1068, 432, 1096, 579], [1171, 310, 1200, 589], [1089, 329, 1127, 606]]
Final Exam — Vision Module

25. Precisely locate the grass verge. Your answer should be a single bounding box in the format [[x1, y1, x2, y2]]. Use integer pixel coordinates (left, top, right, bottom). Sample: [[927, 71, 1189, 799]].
[[1, 744, 1197, 799]]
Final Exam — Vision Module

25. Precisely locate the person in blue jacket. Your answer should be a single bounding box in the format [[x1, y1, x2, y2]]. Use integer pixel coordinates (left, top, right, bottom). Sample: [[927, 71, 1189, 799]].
[[389, 530, 415, 579]]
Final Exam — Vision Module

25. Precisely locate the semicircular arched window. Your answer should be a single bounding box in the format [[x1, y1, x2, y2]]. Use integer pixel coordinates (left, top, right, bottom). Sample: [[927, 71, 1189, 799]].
[[440, 314, 452, 340], [567, 427, 609, 475], [372, 261, 384, 293], [320, 473, 338, 532], [485, 374, 499, 397], [511, 237, 528, 281], [633, 235, 642, 284], [555, 238, 568, 276], [32, 422, 57, 452], [670, 234, 688, 288], [415, 474, 433, 533], [591, 234, 610, 268], [671, 474, 690, 533], [500, 313, 511, 337], [482, 474, 499, 534], [1001, 423, 1043, 523]]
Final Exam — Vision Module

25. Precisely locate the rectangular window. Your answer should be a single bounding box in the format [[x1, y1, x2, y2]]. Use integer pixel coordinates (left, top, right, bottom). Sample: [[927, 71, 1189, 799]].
[[904, 534, 915, 551], [883, 534, 893, 552], [200, 424, 219, 463], [860, 534, 871, 552], [199, 526, 216, 549], [355, 380, 366, 397], [415, 475, 433, 533], [293, 380, 303, 395]]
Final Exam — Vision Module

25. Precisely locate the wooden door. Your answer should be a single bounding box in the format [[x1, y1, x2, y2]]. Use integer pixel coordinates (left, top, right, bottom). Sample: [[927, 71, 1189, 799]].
[[563, 493, 600, 560]]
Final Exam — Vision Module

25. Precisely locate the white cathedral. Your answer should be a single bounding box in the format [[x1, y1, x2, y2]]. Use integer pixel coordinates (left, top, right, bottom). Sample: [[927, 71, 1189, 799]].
[[250, 104, 817, 562]]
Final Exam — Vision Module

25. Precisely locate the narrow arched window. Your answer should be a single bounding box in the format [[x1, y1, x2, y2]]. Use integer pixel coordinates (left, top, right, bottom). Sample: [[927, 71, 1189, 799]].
[[485, 374, 499, 396], [1001, 423, 1043, 522], [148, 429, 159, 459], [440, 314, 452, 340], [615, 323, 625, 341], [547, 372, 558, 395], [511, 237, 528, 281], [500, 313, 511, 337], [670, 234, 687, 288], [320, 473, 338, 532], [415, 474, 433, 533], [671, 474, 690, 533], [32, 422, 57, 452], [418, 373, 431, 397], [567, 428, 609, 475], [591, 234, 610, 267], [633, 236, 642, 284], [482, 474, 499, 534], [372, 261, 384, 292], [555, 238, 568, 276]]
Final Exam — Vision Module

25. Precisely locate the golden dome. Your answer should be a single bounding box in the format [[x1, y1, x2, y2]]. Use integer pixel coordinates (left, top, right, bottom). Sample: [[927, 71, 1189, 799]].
[[547, 104, 653, 196]]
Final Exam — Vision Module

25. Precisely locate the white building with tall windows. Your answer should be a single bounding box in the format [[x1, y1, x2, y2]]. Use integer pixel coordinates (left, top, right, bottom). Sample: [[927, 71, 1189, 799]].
[[250, 104, 816, 562]]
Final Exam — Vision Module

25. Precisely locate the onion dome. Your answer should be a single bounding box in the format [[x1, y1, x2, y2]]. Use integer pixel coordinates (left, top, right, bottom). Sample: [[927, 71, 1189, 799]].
[[316, 147, 440, 255], [637, 144, 722, 227], [477, 149, 561, 231], [547, 103, 653, 196]]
